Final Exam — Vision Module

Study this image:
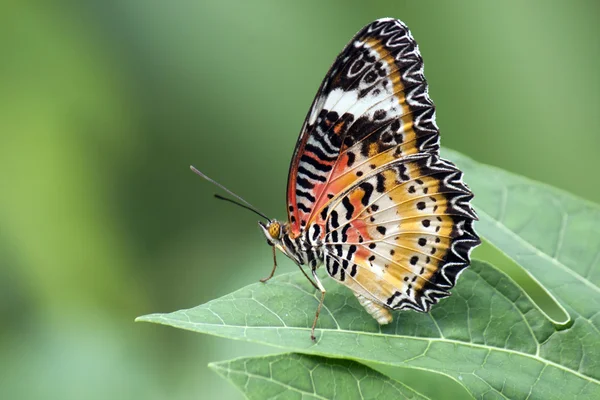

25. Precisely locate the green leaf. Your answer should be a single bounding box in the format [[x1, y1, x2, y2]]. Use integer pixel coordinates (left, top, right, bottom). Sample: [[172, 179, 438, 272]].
[[444, 149, 600, 376], [209, 353, 431, 400], [444, 148, 599, 323], [137, 260, 600, 399]]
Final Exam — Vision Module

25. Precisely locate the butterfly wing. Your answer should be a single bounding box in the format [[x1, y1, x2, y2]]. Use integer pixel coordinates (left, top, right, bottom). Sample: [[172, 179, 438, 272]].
[[286, 18, 480, 318], [321, 154, 480, 313], [287, 18, 439, 237]]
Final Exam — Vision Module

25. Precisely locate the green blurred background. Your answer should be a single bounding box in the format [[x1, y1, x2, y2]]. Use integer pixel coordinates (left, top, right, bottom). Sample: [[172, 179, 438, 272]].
[[1, 1, 599, 399]]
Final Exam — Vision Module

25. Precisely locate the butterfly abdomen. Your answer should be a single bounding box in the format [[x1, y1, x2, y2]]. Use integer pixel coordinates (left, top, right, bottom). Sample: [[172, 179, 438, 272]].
[[355, 293, 393, 325]]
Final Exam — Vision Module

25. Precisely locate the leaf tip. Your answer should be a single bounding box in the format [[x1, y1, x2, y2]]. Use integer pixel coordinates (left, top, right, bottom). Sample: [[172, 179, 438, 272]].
[[208, 361, 228, 378], [135, 314, 158, 323], [207, 361, 219, 370]]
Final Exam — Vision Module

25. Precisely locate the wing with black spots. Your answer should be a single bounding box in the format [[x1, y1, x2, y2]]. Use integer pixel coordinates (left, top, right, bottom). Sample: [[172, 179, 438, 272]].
[[321, 154, 480, 313], [286, 18, 439, 236]]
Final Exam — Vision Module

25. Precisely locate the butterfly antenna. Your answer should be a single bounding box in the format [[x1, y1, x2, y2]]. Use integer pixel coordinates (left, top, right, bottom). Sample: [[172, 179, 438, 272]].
[[190, 165, 270, 221]]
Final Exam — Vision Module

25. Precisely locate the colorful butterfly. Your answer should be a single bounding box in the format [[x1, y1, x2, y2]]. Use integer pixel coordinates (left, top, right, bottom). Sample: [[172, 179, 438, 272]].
[[192, 18, 480, 340]]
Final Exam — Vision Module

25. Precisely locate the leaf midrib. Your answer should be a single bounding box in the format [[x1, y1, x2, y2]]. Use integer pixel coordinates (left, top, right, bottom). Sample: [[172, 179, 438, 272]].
[[144, 315, 600, 386]]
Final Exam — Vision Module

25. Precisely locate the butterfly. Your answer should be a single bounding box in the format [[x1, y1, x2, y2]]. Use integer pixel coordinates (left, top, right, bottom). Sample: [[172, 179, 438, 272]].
[[192, 18, 480, 340]]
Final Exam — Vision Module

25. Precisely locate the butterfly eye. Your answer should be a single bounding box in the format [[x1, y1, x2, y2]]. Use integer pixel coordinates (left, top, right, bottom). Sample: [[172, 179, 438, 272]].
[[268, 222, 281, 239]]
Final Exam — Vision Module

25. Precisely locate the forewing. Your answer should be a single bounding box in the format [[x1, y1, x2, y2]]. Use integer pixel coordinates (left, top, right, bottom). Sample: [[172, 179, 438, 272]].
[[321, 155, 480, 312], [287, 18, 439, 236]]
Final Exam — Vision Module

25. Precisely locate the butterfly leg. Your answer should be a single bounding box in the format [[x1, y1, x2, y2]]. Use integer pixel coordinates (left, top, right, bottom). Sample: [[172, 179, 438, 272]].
[[260, 246, 278, 283], [297, 265, 320, 291], [310, 269, 326, 341]]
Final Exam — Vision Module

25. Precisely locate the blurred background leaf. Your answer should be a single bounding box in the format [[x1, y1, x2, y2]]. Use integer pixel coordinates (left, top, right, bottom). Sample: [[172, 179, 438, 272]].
[[1, 1, 599, 399]]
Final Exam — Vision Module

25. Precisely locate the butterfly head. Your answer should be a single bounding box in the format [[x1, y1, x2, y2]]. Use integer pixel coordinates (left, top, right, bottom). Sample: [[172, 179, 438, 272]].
[[259, 219, 303, 265], [259, 220, 284, 246]]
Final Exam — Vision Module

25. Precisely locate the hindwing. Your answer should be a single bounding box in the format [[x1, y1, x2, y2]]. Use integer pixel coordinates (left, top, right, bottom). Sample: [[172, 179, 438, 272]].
[[322, 154, 480, 312]]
